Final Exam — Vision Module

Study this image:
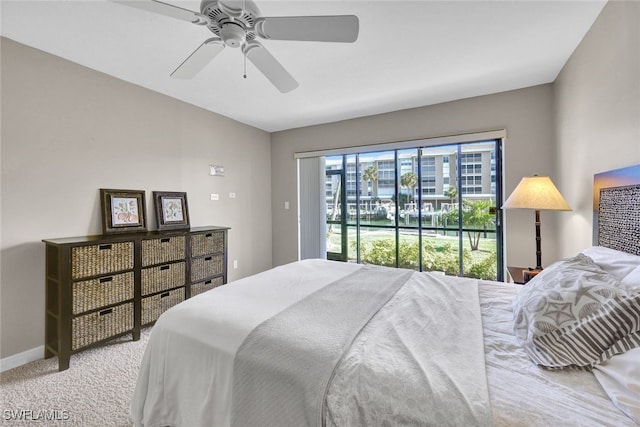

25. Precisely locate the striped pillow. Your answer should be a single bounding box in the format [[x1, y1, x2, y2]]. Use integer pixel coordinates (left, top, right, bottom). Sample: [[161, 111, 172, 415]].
[[513, 254, 640, 370], [531, 294, 640, 369]]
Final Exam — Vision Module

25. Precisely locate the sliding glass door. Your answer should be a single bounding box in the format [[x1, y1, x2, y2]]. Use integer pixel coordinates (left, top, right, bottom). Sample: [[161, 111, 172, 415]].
[[325, 159, 347, 261], [323, 139, 503, 280]]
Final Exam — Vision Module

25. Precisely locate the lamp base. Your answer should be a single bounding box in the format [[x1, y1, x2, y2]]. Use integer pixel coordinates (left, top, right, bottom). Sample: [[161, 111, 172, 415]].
[[534, 209, 543, 271]]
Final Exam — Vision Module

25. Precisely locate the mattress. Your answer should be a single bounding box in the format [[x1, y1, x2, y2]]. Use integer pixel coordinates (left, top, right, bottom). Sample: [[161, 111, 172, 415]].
[[130, 259, 636, 426]]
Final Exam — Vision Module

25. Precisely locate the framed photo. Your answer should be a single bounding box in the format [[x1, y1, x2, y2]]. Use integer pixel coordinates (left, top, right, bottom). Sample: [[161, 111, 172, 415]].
[[100, 189, 147, 234], [153, 191, 190, 230]]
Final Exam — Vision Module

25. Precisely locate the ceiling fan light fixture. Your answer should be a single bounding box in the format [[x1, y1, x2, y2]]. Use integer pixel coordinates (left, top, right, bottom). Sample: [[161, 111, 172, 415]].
[[220, 22, 246, 47]]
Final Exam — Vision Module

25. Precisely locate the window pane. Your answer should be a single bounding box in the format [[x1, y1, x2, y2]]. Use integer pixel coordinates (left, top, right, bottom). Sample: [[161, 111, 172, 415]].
[[398, 149, 419, 229], [325, 156, 342, 221], [358, 151, 396, 226], [346, 154, 358, 225], [325, 155, 346, 261], [459, 141, 498, 280]]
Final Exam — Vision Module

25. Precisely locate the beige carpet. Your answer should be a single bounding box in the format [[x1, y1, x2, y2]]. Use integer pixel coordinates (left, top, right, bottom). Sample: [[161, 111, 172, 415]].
[[0, 328, 151, 426]]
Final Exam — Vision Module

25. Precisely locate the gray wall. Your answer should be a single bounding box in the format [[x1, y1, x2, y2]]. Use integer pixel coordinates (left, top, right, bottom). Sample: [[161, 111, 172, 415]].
[[271, 85, 558, 269], [554, 0, 640, 258], [1, 38, 272, 359]]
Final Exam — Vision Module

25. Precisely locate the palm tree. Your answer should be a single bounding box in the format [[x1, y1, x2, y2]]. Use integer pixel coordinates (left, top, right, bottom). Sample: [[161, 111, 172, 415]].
[[442, 199, 495, 250], [363, 165, 378, 197], [462, 199, 495, 250], [400, 172, 418, 202], [362, 165, 378, 221], [445, 186, 458, 204]]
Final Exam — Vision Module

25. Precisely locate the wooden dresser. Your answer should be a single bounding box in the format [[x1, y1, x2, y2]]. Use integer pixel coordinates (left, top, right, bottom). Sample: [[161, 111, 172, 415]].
[[43, 226, 229, 370]]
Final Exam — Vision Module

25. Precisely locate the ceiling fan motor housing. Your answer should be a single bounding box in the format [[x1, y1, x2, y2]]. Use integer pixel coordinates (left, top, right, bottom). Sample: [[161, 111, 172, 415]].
[[200, 0, 259, 46]]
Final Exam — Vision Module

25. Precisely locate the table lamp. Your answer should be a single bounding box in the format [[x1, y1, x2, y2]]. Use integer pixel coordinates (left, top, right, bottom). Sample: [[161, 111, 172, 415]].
[[503, 175, 571, 270]]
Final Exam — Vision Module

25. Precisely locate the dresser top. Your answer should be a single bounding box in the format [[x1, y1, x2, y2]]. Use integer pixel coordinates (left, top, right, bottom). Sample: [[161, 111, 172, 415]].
[[43, 226, 230, 245]]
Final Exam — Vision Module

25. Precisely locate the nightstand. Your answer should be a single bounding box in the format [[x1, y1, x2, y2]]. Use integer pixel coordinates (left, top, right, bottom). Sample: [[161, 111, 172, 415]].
[[507, 266, 541, 285]]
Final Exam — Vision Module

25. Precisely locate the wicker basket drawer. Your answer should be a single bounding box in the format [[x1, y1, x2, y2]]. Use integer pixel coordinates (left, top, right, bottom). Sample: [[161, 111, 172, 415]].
[[191, 276, 224, 297], [141, 236, 186, 267], [141, 288, 185, 325], [72, 271, 134, 315], [71, 241, 134, 279], [141, 261, 185, 296], [191, 231, 225, 257], [191, 254, 224, 282], [71, 302, 133, 350]]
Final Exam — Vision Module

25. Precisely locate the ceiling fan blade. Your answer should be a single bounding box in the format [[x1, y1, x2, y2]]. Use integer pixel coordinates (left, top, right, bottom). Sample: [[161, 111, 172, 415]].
[[255, 15, 359, 43], [111, 0, 208, 25], [243, 41, 299, 93], [171, 38, 225, 79]]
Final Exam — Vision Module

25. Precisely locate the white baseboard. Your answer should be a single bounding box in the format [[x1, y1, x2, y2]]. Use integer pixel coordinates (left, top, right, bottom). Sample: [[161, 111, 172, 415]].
[[0, 345, 44, 372]]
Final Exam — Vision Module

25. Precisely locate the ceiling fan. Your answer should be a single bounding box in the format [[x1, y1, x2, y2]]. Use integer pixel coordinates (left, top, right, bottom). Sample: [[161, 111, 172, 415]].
[[112, 0, 359, 93]]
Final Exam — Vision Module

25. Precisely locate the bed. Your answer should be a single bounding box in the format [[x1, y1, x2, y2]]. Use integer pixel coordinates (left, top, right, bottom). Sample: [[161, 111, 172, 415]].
[[131, 165, 640, 427]]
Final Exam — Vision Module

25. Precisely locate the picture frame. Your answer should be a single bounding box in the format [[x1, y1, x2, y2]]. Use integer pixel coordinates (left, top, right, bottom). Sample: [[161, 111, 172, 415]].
[[153, 191, 190, 230], [100, 189, 147, 234]]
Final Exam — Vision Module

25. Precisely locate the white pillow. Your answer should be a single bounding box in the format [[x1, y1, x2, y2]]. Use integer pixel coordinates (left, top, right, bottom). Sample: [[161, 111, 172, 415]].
[[621, 265, 640, 290], [581, 246, 640, 281]]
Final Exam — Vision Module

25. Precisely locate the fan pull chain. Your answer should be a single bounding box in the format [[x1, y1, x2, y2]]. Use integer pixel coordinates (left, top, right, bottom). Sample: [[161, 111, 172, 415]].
[[243, 0, 247, 79]]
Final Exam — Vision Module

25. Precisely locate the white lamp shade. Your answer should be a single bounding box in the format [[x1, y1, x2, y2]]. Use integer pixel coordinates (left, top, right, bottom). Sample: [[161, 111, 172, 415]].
[[503, 176, 571, 211]]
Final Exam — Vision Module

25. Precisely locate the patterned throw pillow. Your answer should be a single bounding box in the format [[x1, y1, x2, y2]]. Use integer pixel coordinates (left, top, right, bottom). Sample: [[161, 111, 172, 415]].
[[512, 254, 640, 370]]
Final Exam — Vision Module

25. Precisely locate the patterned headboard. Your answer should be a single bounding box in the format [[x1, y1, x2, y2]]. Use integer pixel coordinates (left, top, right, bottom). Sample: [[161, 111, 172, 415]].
[[593, 164, 640, 256]]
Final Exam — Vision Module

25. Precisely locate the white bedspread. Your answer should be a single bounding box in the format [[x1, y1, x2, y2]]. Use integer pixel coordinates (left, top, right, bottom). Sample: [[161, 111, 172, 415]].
[[131, 259, 362, 427], [325, 272, 493, 426], [131, 260, 638, 427], [232, 265, 415, 427]]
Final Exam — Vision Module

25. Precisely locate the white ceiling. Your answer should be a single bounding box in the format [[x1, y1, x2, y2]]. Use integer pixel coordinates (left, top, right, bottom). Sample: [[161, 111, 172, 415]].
[[1, 0, 607, 132]]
